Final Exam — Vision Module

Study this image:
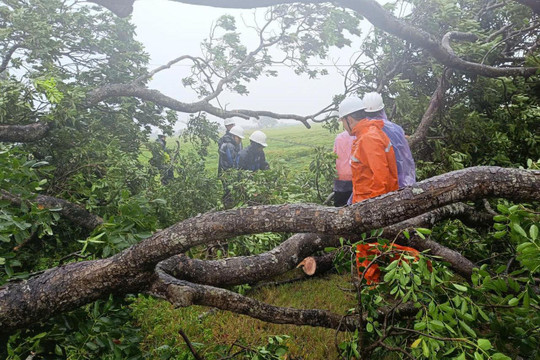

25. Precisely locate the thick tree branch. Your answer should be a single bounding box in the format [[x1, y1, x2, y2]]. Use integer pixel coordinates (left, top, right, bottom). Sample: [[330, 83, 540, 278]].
[[153, 263, 418, 331], [441, 32, 479, 55], [0, 43, 21, 74], [0, 190, 103, 230], [162, 233, 340, 286], [85, 83, 313, 127], [0, 167, 537, 333], [87, 0, 134, 17], [0, 122, 52, 143], [160, 202, 489, 286], [151, 266, 362, 331], [383, 202, 492, 279]]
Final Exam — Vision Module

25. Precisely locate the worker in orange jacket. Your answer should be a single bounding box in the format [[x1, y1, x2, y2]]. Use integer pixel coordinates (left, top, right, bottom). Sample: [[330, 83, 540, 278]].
[[338, 96, 398, 203]]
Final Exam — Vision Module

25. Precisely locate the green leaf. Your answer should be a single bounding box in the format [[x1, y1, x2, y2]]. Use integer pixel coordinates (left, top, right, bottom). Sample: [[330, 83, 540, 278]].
[[85, 341, 99, 351], [493, 215, 507, 222], [512, 223, 528, 238], [422, 338, 430, 357], [366, 322, 374, 332], [493, 231, 507, 239], [474, 352, 484, 360], [491, 353, 511, 360], [416, 227, 432, 235], [459, 320, 477, 337], [477, 339, 492, 351], [453, 283, 468, 292], [496, 204, 509, 214], [411, 338, 422, 348], [401, 260, 411, 273], [32, 332, 48, 339], [508, 297, 519, 306], [430, 320, 444, 331], [530, 224, 538, 241]]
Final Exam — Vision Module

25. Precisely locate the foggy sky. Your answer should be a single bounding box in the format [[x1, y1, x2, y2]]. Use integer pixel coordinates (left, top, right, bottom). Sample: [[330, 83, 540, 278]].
[[131, 0, 366, 128]]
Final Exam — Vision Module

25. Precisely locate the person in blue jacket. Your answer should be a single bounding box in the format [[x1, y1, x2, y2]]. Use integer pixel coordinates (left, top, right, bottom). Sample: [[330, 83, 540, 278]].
[[218, 125, 244, 175], [218, 125, 244, 208], [238, 130, 269, 171]]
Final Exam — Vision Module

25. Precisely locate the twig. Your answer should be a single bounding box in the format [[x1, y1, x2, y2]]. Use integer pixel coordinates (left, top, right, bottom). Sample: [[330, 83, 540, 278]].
[[58, 251, 92, 264], [178, 328, 205, 360], [13, 231, 40, 252]]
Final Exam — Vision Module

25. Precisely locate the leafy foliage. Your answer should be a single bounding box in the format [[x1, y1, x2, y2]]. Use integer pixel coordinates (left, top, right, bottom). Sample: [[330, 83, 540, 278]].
[[0, 0, 539, 359]]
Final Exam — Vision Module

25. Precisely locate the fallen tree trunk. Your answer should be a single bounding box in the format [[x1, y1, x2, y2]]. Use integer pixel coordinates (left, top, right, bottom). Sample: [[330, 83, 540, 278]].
[[0, 167, 537, 333], [163, 233, 340, 286]]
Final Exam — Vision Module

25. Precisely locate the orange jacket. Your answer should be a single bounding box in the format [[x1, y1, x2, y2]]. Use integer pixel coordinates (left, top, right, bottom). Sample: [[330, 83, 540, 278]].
[[350, 119, 398, 203], [356, 243, 432, 284]]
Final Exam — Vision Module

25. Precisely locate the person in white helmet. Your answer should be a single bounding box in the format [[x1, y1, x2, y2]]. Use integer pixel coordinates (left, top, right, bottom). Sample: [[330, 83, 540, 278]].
[[224, 118, 235, 133], [218, 125, 244, 175], [218, 125, 244, 208], [363, 92, 416, 188], [338, 96, 398, 203], [218, 119, 241, 171], [238, 130, 269, 171]]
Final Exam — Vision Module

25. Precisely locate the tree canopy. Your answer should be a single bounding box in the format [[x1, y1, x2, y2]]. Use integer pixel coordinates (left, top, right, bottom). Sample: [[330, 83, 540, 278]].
[[0, 0, 539, 359]]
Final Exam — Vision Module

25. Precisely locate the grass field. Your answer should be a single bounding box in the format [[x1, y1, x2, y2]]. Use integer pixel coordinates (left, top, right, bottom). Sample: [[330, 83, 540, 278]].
[[174, 123, 337, 175]]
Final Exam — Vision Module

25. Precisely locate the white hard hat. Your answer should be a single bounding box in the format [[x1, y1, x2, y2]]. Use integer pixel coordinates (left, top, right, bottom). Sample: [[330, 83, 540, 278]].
[[224, 119, 235, 126], [229, 125, 245, 139], [363, 92, 384, 112], [249, 130, 267, 147], [338, 97, 365, 118]]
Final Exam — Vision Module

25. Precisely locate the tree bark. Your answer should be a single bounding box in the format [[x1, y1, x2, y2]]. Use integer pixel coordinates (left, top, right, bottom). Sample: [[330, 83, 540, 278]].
[[0, 167, 537, 333], [162, 233, 340, 286], [88, 0, 134, 17], [408, 71, 447, 153], [0, 122, 51, 143]]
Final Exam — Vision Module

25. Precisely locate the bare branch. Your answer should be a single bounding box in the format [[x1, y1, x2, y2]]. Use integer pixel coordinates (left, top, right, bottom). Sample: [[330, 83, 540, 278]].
[[135, 55, 198, 83], [85, 83, 314, 127], [408, 69, 448, 151], [178, 328, 206, 360]]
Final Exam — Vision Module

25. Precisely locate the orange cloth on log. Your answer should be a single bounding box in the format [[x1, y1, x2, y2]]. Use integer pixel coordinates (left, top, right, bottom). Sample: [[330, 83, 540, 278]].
[[355, 243, 429, 285]]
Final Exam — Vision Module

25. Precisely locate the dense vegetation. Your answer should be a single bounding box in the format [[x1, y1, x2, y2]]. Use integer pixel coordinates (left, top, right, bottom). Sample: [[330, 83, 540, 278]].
[[0, 0, 539, 359]]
